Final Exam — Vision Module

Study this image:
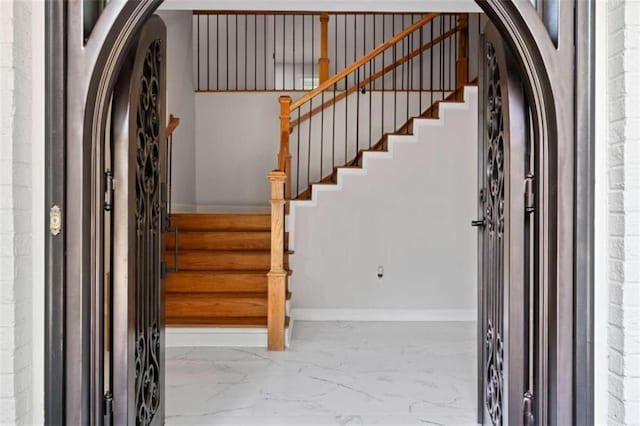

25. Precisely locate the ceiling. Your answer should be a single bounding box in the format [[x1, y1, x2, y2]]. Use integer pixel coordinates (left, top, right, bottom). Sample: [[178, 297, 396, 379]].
[[159, 0, 482, 13]]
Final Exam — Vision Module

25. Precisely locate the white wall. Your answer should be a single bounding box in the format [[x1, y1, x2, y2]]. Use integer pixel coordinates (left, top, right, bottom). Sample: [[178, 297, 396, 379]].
[[159, 11, 198, 211], [289, 88, 477, 319], [0, 0, 44, 423], [606, 1, 640, 424], [194, 90, 452, 209], [194, 92, 282, 209]]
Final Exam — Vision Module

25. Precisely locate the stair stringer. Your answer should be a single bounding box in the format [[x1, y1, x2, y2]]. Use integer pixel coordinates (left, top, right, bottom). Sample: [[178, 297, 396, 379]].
[[286, 86, 478, 253]]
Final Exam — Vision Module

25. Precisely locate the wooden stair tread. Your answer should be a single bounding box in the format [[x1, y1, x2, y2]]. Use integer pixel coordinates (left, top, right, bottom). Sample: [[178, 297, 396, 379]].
[[166, 271, 269, 293], [166, 231, 272, 250], [165, 250, 288, 271], [170, 213, 271, 232]]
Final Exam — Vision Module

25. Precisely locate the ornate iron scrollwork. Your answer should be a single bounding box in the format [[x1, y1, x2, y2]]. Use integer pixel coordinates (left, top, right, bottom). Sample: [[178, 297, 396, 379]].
[[134, 39, 163, 426], [484, 41, 505, 426]]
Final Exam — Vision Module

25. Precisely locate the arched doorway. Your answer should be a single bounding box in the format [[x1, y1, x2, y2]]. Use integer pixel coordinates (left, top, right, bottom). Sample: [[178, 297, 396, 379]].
[[44, 1, 594, 424]]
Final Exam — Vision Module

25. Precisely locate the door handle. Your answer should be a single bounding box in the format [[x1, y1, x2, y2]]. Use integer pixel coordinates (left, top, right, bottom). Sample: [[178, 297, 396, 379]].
[[471, 218, 487, 228]]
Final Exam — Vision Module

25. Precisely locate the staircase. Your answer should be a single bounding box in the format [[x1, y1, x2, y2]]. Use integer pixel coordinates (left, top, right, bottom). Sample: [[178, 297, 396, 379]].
[[165, 213, 291, 329], [296, 85, 469, 201], [163, 11, 476, 351]]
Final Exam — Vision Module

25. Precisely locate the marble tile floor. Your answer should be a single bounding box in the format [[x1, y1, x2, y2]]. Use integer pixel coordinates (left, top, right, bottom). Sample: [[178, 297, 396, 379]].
[[166, 321, 478, 426]]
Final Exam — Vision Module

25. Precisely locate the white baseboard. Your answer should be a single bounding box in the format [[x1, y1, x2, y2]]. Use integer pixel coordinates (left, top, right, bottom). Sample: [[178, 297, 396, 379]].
[[166, 321, 294, 348], [166, 327, 268, 347], [291, 308, 476, 322]]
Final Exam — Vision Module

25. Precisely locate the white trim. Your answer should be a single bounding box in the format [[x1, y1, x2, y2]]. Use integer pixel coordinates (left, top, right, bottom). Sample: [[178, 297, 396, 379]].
[[160, 0, 482, 13], [166, 327, 268, 347], [166, 321, 294, 347], [291, 308, 476, 322]]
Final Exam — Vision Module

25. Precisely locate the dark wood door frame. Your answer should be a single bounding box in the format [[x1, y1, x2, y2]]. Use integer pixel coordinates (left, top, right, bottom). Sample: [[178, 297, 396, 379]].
[[44, 0, 594, 424]]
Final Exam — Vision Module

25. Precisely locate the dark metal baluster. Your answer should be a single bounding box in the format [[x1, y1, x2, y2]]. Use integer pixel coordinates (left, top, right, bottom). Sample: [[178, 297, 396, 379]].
[[344, 15, 348, 163], [235, 14, 238, 90], [197, 14, 200, 90], [332, 83, 336, 169], [405, 17, 410, 129], [440, 15, 444, 104], [401, 15, 405, 93], [273, 15, 276, 90], [320, 91, 325, 179], [263, 15, 267, 89], [312, 14, 315, 86], [334, 13, 338, 77], [393, 15, 397, 130], [302, 15, 305, 88], [344, 15, 347, 89], [449, 15, 453, 92], [297, 109, 301, 195], [419, 17, 423, 112], [354, 14, 357, 64], [307, 98, 312, 191], [368, 16, 372, 148], [454, 14, 458, 91], [216, 14, 219, 90], [356, 67, 360, 153], [282, 15, 286, 89], [207, 15, 210, 91], [254, 15, 257, 90], [225, 15, 229, 90], [430, 20, 434, 117], [293, 15, 296, 90], [244, 15, 248, 90], [382, 15, 385, 133]]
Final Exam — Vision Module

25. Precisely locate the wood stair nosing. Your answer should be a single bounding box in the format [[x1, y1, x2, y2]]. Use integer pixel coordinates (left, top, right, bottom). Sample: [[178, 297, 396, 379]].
[[165, 270, 269, 293], [165, 292, 269, 318], [169, 213, 271, 232], [165, 231, 272, 251], [165, 250, 289, 271]]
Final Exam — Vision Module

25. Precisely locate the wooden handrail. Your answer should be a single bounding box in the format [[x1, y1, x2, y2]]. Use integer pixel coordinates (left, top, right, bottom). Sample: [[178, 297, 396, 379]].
[[267, 171, 287, 351], [166, 114, 180, 137], [289, 12, 439, 111], [290, 22, 466, 129]]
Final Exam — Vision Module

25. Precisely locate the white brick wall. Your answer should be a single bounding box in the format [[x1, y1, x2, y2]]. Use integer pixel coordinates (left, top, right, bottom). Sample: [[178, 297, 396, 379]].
[[0, 0, 34, 424], [608, 1, 640, 424]]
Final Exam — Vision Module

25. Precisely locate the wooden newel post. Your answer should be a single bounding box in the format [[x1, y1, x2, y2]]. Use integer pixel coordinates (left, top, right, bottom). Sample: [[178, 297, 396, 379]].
[[456, 13, 469, 94], [319, 13, 330, 84], [278, 96, 292, 201], [267, 171, 287, 351]]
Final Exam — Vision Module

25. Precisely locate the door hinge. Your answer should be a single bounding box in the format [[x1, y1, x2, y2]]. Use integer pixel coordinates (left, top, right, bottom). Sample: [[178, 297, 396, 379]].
[[523, 390, 535, 426], [103, 391, 113, 426], [49, 205, 62, 236], [104, 170, 114, 211], [524, 174, 535, 213]]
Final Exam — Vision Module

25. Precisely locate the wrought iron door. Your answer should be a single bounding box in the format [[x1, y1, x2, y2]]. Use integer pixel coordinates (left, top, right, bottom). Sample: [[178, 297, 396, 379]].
[[476, 22, 532, 425], [111, 16, 167, 426]]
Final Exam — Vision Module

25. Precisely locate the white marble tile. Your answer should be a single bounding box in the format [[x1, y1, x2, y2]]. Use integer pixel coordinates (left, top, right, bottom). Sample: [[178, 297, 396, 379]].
[[166, 321, 478, 426]]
